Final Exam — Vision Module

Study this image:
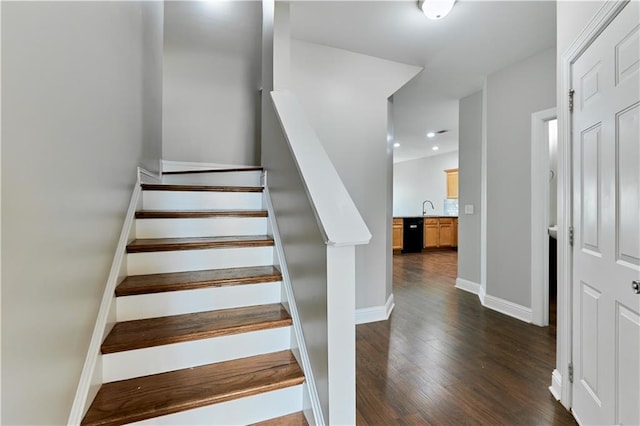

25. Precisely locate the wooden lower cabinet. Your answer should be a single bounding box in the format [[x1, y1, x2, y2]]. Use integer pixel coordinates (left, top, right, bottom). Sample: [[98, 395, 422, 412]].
[[423, 217, 458, 248], [424, 219, 439, 248], [392, 218, 403, 250]]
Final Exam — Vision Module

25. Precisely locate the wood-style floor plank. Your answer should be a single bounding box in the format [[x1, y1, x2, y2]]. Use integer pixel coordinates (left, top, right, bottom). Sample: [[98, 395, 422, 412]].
[[101, 304, 291, 354], [116, 266, 282, 296], [81, 350, 304, 426], [126, 235, 274, 253], [141, 183, 263, 192], [252, 412, 309, 426], [356, 250, 577, 426], [135, 209, 268, 219]]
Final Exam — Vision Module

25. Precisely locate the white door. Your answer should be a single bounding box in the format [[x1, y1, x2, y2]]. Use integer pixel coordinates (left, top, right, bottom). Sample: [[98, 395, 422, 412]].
[[571, 1, 640, 425]]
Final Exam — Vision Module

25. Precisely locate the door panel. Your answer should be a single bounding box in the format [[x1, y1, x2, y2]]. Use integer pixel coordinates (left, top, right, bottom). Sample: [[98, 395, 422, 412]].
[[616, 303, 640, 425], [580, 282, 602, 399], [615, 25, 639, 85], [617, 103, 639, 266], [572, 2, 640, 425], [581, 124, 602, 253]]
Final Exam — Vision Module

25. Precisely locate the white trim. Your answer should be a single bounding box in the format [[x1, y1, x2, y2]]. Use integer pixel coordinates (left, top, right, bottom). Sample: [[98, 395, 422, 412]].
[[480, 79, 488, 299], [137, 166, 161, 183], [161, 160, 256, 173], [478, 283, 487, 305], [549, 369, 562, 401], [68, 178, 142, 425], [557, 0, 628, 409], [263, 186, 325, 426], [531, 107, 557, 327], [482, 294, 533, 323], [355, 294, 395, 325], [455, 278, 481, 295]]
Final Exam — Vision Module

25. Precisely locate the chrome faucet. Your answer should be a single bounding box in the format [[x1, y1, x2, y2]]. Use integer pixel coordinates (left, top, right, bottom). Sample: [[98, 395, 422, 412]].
[[422, 200, 434, 216]]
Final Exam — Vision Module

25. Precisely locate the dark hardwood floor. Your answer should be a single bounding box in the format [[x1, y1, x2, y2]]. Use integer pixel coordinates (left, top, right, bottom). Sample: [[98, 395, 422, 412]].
[[356, 250, 576, 425]]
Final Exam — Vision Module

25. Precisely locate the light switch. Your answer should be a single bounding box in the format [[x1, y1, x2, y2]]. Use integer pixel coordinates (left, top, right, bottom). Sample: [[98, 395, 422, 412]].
[[464, 204, 474, 214]]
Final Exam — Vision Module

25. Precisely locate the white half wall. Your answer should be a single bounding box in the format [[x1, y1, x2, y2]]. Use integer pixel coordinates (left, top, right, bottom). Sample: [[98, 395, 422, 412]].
[[485, 47, 557, 308], [162, 1, 262, 166], [290, 39, 421, 311], [393, 151, 458, 217], [1, 2, 163, 423]]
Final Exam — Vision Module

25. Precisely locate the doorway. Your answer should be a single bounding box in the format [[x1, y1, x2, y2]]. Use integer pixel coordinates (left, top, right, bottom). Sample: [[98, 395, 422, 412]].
[[531, 108, 558, 327]]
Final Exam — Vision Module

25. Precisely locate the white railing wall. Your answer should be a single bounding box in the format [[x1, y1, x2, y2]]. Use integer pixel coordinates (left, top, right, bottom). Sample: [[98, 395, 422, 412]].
[[262, 90, 371, 425]]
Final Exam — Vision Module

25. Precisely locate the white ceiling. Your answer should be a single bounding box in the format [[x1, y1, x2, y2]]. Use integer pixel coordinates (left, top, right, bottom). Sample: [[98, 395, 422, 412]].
[[290, 0, 557, 163]]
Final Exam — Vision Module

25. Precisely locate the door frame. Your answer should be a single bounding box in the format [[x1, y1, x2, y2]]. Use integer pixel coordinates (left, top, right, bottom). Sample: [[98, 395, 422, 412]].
[[555, 0, 629, 409], [531, 107, 557, 327]]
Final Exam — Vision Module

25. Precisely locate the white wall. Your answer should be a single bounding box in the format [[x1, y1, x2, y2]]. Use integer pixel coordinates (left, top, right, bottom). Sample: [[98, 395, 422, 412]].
[[290, 40, 421, 310], [393, 151, 458, 217], [1, 2, 163, 423], [458, 91, 483, 285], [486, 47, 556, 308], [162, 1, 262, 166], [557, 1, 605, 57]]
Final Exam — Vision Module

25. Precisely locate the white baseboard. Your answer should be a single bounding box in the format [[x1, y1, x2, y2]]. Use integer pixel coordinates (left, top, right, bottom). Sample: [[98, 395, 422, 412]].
[[482, 293, 533, 323], [68, 178, 142, 425], [478, 283, 487, 304], [162, 160, 255, 173], [137, 166, 161, 183], [355, 294, 395, 325], [455, 278, 481, 295], [549, 369, 562, 400]]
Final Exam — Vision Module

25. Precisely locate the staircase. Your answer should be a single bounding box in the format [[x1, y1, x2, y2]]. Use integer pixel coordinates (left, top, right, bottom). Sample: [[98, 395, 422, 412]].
[[81, 169, 309, 426]]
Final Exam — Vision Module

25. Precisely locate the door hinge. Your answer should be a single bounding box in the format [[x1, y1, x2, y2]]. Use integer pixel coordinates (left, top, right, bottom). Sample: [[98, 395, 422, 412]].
[[569, 226, 574, 246], [568, 363, 574, 383], [569, 89, 575, 113]]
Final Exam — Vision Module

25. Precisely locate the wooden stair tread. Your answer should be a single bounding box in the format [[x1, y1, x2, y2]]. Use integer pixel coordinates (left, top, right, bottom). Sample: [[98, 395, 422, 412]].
[[162, 166, 264, 175], [135, 209, 268, 219], [126, 235, 274, 253], [252, 412, 309, 426], [81, 350, 304, 426], [116, 266, 282, 296], [101, 304, 291, 354], [141, 183, 263, 192]]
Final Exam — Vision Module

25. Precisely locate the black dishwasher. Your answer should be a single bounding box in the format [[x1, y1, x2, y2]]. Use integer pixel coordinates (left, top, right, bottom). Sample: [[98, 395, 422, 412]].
[[402, 217, 424, 253]]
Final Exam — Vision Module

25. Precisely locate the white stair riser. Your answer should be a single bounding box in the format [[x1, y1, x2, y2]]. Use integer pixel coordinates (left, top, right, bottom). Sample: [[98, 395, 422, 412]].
[[127, 247, 274, 276], [103, 327, 292, 383], [116, 282, 282, 321], [142, 191, 262, 210], [135, 217, 267, 239], [161, 171, 262, 187], [131, 385, 304, 426]]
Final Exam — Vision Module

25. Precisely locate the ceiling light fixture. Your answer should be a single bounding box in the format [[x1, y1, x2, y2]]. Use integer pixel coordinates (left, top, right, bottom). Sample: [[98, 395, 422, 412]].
[[426, 132, 436, 138], [394, 142, 401, 148], [418, 0, 456, 20], [432, 146, 439, 151]]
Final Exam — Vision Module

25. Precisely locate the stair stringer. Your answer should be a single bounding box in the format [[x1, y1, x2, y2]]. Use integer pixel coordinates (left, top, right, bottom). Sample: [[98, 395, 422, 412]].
[[67, 169, 154, 425], [263, 185, 324, 426]]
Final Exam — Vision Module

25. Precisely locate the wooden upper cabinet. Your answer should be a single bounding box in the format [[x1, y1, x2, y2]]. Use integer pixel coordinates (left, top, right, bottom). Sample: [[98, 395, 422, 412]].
[[445, 168, 459, 199]]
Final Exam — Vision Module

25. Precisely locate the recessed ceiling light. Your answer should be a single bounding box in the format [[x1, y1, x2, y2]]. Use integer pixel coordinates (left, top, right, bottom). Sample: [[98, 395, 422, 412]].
[[432, 146, 439, 151], [426, 132, 436, 138], [394, 142, 401, 148]]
